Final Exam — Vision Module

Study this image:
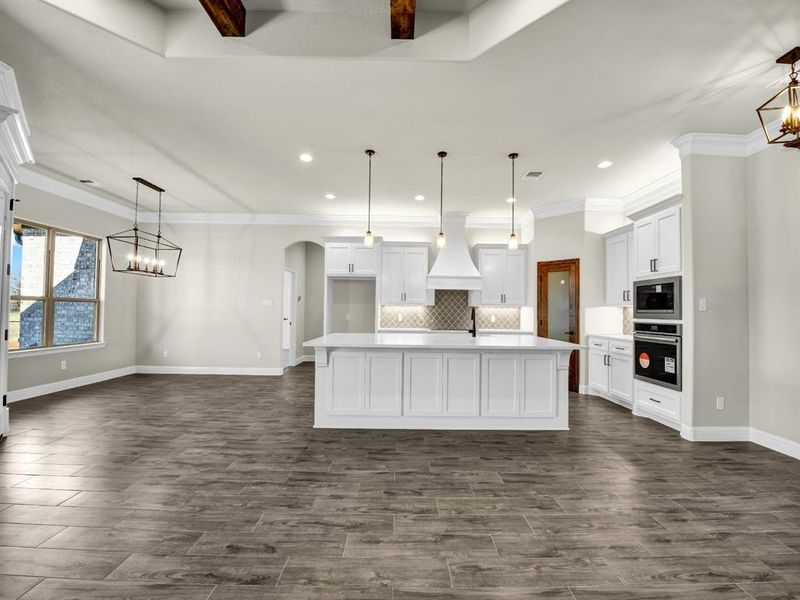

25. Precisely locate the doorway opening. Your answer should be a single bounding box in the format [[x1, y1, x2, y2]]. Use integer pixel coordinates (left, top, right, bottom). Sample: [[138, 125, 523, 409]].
[[282, 269, 296, 369], [537, 258, 580, 393]]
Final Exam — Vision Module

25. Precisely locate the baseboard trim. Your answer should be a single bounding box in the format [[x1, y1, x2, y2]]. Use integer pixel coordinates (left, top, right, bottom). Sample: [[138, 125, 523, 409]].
[[750, 427, 800, 461], [7, 366, 136, 403], [135, 366, 284, 376], [680, 426, 751, 442], [578, 385, 590, 395], [291, 355, 314, 367]]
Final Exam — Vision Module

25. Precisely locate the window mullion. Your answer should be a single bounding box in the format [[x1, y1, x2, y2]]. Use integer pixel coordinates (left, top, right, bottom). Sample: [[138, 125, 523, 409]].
[[45, 227, 54, 347]]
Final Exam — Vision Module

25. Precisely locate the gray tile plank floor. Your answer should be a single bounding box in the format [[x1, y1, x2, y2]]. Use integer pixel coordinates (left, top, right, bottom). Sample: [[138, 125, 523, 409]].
[[0, 364, 799, 599]]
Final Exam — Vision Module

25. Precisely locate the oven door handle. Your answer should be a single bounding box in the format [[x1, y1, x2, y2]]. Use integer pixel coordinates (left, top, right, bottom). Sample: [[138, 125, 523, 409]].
[[635, 334, 680, 344]]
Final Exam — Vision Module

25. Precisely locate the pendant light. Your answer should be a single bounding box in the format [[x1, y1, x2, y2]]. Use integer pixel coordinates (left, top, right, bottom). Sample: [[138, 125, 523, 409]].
[[507, 152, 519, 250], [757, 47, 800, 149], [364, 149, 375, 248], [106, 177, 183, 278], [436, 151, 447, 249]]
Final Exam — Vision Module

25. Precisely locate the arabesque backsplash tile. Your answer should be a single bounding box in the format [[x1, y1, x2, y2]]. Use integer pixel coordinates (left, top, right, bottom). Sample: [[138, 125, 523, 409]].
[[380, 289, 521, 331]]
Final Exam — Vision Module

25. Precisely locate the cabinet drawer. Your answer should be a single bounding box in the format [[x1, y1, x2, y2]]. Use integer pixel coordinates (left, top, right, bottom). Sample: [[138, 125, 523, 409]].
[[588, 338, 609, 351], [636, 384, 679, 422], [609, 341, 632, 356]]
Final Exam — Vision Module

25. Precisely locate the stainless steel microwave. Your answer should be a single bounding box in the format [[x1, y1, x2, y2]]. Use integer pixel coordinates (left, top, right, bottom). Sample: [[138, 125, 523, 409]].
[[633, 276, 682, 320]]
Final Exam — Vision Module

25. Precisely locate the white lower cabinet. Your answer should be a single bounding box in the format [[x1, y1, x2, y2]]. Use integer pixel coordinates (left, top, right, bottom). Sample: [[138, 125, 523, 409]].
[[365, 352, 402, 415], [328, 351, 366, 414], [634, 380, 681, 430], [520, 355, 557, 417], [442, 353, 480, 416], [587, 336, 633, 408], [403, 352, 442, 416], [482, 353, 520, 417]]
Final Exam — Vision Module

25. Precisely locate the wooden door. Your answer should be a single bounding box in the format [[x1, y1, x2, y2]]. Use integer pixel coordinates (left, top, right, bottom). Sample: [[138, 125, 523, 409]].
[[537, 259, 579, 393]]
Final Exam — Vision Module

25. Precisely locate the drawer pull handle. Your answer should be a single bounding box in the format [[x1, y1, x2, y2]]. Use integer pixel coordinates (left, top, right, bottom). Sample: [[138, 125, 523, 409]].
[[614, 346, 626, 351], [649, 397, 661, 403]]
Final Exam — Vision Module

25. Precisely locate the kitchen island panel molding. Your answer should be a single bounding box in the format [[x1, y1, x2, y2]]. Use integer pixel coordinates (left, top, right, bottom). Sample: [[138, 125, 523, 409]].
[[307, 333, 580, 430]]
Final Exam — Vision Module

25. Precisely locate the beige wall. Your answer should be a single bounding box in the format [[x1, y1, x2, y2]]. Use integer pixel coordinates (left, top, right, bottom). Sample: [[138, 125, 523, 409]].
[[8, 184, 137, 391], [682, 155, 750, 428], [746, 148, 800, 443], [331, 279, 376, 333], [303, 242, 324, 345]]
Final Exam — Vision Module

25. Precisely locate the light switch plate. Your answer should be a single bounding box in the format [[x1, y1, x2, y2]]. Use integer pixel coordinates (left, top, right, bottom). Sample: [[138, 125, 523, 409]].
[[60, 360, 67, 371], [716, 396, 724, 410], [698, 297, 707, 312]]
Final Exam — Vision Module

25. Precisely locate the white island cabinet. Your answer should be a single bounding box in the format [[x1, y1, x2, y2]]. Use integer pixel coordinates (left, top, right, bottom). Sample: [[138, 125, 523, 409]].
[[304, 333, 583, 430]]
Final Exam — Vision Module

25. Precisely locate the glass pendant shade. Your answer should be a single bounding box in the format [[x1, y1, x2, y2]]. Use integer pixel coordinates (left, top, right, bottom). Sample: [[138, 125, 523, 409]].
[[508, 232, 518, 250], [757, 48, 800, 149], [107, 178, 182, 278], [364, 230, 374, 248], [436, 231, 447, 249]]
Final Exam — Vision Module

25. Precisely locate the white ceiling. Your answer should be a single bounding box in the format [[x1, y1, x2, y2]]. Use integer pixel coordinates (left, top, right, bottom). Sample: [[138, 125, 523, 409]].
[[0, 0, 798, 217]]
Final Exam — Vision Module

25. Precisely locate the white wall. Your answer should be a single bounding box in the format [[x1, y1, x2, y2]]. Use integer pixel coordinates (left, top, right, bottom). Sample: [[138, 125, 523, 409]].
[[7, 183, 137, 392], [746, 148, 800, 443]]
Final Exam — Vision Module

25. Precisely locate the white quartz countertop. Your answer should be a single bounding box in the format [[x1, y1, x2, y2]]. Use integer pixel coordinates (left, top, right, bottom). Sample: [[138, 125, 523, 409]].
[[589, 334, 633, 342], [304, 333, 584, 351]]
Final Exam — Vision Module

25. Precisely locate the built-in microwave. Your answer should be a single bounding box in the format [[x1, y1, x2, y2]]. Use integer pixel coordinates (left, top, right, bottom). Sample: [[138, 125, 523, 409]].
[[633, 276, 681, 320]]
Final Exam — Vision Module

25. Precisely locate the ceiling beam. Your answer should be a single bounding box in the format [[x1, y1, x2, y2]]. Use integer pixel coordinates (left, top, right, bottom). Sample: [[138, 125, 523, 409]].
[[198, 0, 246, 37], [390, 0, 416, 40]]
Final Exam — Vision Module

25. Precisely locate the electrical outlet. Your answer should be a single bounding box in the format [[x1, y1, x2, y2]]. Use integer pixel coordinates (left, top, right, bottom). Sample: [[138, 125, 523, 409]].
[[60, 360, 67, 371], [716, 396, 725, 410], [345, 312, 351, 321], [256, 351, 262, 360], [162, 350, 168, 358], [698, 297, 708, 312], [397, 313, 404, 322], [490, 314, 497, 323]]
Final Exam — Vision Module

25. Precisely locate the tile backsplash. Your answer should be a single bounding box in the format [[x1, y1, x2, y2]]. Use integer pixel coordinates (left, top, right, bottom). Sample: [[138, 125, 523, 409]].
[[623, 306, 633, 335], [380, 289, 521, 331]]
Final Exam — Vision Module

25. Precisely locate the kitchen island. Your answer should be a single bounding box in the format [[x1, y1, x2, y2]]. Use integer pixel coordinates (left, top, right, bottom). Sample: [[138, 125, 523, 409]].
[[303, 333, 583, 430]]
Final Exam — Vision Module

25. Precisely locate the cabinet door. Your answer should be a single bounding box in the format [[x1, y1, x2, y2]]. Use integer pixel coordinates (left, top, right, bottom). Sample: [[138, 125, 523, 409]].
[[380, 247, 405, 304], [633, 217, 656, 279], [328, 351, 365, 414], [502, 250, 526, 306], [479, 250, 504, 305], [588, 348, 609, 394], [402, 247, 429, 305], [442, 353, 480, 416], [520, 354, 557, 418], [352, 245, 377, 275], [626, 232, 635, 306], [654, 206, 682, 275], [481, 353, 520, 417], [326, 243, 352, 275], [609, 353, 633, 405], [605, 233, 629, 306], [365, 352, 402, 415], [403, 353, 442, 416]]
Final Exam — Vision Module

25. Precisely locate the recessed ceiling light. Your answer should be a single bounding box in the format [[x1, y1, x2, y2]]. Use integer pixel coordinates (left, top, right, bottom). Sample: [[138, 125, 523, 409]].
[[325, 193, 336, 200], [299, 153, 313, 162], [597, 160, 614, 169], [414, 194, 425, 201]]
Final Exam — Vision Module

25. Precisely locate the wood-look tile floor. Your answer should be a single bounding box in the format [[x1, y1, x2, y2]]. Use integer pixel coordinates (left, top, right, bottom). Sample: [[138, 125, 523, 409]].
[[2, 364, 800, 599]]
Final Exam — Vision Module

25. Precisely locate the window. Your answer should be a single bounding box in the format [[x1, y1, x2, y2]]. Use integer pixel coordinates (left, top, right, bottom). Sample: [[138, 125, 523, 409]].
[[9, 221, 101, 351]]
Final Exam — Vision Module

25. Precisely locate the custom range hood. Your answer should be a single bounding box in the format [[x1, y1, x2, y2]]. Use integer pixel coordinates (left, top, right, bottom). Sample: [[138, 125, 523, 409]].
[[427, 213, 482, 291]]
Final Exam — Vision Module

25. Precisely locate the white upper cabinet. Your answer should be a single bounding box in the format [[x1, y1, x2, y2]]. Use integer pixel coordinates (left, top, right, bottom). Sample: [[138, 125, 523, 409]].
[[380, 244, 432, 305], [604, 229, 633, 306], [325, 242, 377, 277], [472, 246, 527, 307], [633, 205, 682, 279]]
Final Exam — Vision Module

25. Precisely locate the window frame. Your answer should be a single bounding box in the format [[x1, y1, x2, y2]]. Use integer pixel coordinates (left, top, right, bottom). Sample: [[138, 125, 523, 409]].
[[9, 219, 103, 351]]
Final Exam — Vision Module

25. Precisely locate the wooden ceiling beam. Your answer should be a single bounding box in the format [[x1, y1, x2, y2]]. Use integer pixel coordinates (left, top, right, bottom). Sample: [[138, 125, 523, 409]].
[[198, 0, 246, 37], [390, 0, 416, 40]]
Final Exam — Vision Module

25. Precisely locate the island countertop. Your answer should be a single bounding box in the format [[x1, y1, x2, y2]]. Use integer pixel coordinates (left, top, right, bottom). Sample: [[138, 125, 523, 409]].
[[304, 332, 584, 351]]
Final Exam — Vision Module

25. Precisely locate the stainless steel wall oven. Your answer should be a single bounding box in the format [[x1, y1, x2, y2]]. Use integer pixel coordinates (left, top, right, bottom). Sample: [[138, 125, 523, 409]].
[[633, 322, 682, 391]]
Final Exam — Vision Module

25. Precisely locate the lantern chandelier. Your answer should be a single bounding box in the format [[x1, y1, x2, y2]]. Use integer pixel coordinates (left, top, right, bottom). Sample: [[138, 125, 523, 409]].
[[106, 177, 183, 278], [757, 46, 800, 149]]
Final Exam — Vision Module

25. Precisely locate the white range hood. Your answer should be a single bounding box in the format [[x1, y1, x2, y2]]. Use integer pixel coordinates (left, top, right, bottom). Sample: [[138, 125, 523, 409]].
[[427, 213, 482, 291]]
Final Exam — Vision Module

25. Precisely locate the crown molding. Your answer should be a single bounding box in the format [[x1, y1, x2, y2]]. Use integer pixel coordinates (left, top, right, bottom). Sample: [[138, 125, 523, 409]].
[[533, 197, 623, 220], [671, 120, 779, 159], [622, 170, 682, 213]]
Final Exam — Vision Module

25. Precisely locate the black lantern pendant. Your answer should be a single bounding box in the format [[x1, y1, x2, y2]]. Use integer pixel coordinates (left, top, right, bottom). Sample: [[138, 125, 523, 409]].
[[106, 177, 183, 278], [757, 47, 800, 149]]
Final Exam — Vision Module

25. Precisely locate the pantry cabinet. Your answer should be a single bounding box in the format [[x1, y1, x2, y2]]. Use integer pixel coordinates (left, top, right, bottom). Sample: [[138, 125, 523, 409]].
[[470, 245, 527, 307], [380, 244, 433, 305], [633, 205, 682, 279], [604, 227, 634, 306]]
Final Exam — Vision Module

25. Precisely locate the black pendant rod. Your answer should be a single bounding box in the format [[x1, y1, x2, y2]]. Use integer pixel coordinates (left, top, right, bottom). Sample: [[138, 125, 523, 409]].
[[365, 149, 375, 231], [509, 152, 518, 235], [438, 151, 447, 232]]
